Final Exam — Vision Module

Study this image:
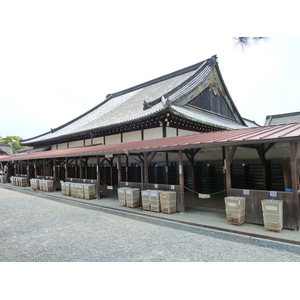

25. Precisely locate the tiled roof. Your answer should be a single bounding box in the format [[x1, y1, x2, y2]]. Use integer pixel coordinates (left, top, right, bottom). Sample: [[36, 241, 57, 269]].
[[21, 55, 246, 145], [170, 106, 246, 130], [265, 111, 300, 126], [3, 123, 300, 162], [0, 144, 14, 156]]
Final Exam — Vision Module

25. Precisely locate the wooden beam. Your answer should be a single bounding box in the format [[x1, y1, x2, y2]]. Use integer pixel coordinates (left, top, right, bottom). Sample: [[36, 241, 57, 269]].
[[148, 152, 157, 164], [265, 143, 275, 154]]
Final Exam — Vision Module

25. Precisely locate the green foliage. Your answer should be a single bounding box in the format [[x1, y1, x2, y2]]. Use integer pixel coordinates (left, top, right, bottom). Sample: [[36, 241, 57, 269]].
[[0, 135, 25, 153], [233, 37, 270, 51]]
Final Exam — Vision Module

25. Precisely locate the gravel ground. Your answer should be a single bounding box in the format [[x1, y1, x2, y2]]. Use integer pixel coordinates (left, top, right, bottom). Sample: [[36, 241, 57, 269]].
[[1, 187, 300, 262]]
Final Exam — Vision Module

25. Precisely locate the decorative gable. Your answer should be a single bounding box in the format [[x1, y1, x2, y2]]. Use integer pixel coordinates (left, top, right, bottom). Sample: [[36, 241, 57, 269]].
[[174, 67, 244, 125]]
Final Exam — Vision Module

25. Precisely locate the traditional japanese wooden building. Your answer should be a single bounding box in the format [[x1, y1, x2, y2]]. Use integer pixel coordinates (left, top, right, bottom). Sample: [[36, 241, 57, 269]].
[[20, 55, 249, 150], [1, 55, 299, 230]]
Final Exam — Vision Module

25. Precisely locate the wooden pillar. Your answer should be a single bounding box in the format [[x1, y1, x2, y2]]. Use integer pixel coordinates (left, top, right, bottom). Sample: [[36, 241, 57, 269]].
[[110, 158, 113, 187], [117, 155, 122, 187], [85, 158, 89, 179], [65, 157, 68, 179], [224, 146, 236, 194], [222, 147, 226, 194], [165, 152, 169, 185], [257, 145, 267, 190], [144, 152, 149, 186], [53, 158, 56, 191], [34, 160, 37, 178], [79, 156, 83, 179], [96, 155, 100, 199], [26, 160, 30, 186], [43, 159, 46, 177], [290, 142, 299, 231], [125, 154, 129, 182], [184, 150, 196, 194], [178, 150, 185, 213]]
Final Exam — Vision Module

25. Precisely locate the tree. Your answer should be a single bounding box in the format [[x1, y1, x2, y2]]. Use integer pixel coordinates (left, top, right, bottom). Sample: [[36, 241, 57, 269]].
[[0, 136, 26, 153], [233, 37, 270, 51]]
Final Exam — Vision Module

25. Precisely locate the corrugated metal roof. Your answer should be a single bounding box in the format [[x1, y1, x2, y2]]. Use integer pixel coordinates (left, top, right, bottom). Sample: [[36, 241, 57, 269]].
[[2, 123, 300, 162]]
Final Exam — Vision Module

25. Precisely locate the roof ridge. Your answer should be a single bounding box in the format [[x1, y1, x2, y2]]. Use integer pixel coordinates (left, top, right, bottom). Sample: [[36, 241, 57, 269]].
[[143, 55, 217, 110], [266, 111, 300, 118], [107, 57, 213, 100]]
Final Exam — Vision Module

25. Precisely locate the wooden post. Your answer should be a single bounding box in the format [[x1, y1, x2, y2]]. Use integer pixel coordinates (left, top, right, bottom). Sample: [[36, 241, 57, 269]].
[[34, 160, 37, 178], [184, 150, 196, 195], [110, 158, 113, 187], [117, 155, 122, 187], [53, 158, 56, 191], [125, 154, 129, 182], [224, 146, 236, 194], [79, 156, 83, 179], [86, 158, 89, 179], [26, 160, 30, 186], [165, 152, 169, 185], [257, 145, 267, 190], [178, 150, 185, 213], [144, 152, 149, 186], [96, 155, 100, 199], [65, 157, 68, 180], [43, 159, 46, 177], [290, 142, 299, 231]]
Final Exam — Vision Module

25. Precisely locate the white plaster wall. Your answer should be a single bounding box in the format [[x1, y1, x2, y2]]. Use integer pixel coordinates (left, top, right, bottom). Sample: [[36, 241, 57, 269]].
[[69, 140, 84, 148], [144, 128, 163, 140], [194, 147, 223, 162], [123, 131, 141, 142], [57, 143, 68, 150], [85, 139, 91, 146], [166, 127, 177, 137], [178, 129, 199, 136], [105, 134, 121, 145], [264, 142, 292, 160], [93, 137, 104, 145]]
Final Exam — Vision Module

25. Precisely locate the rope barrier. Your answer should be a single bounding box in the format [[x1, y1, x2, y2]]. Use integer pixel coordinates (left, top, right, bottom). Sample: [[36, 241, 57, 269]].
[[184, 185, 226, 196]]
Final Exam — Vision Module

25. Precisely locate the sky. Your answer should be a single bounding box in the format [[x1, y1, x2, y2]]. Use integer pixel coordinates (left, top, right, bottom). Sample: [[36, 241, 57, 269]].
[[1, 0, 300, 140]]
